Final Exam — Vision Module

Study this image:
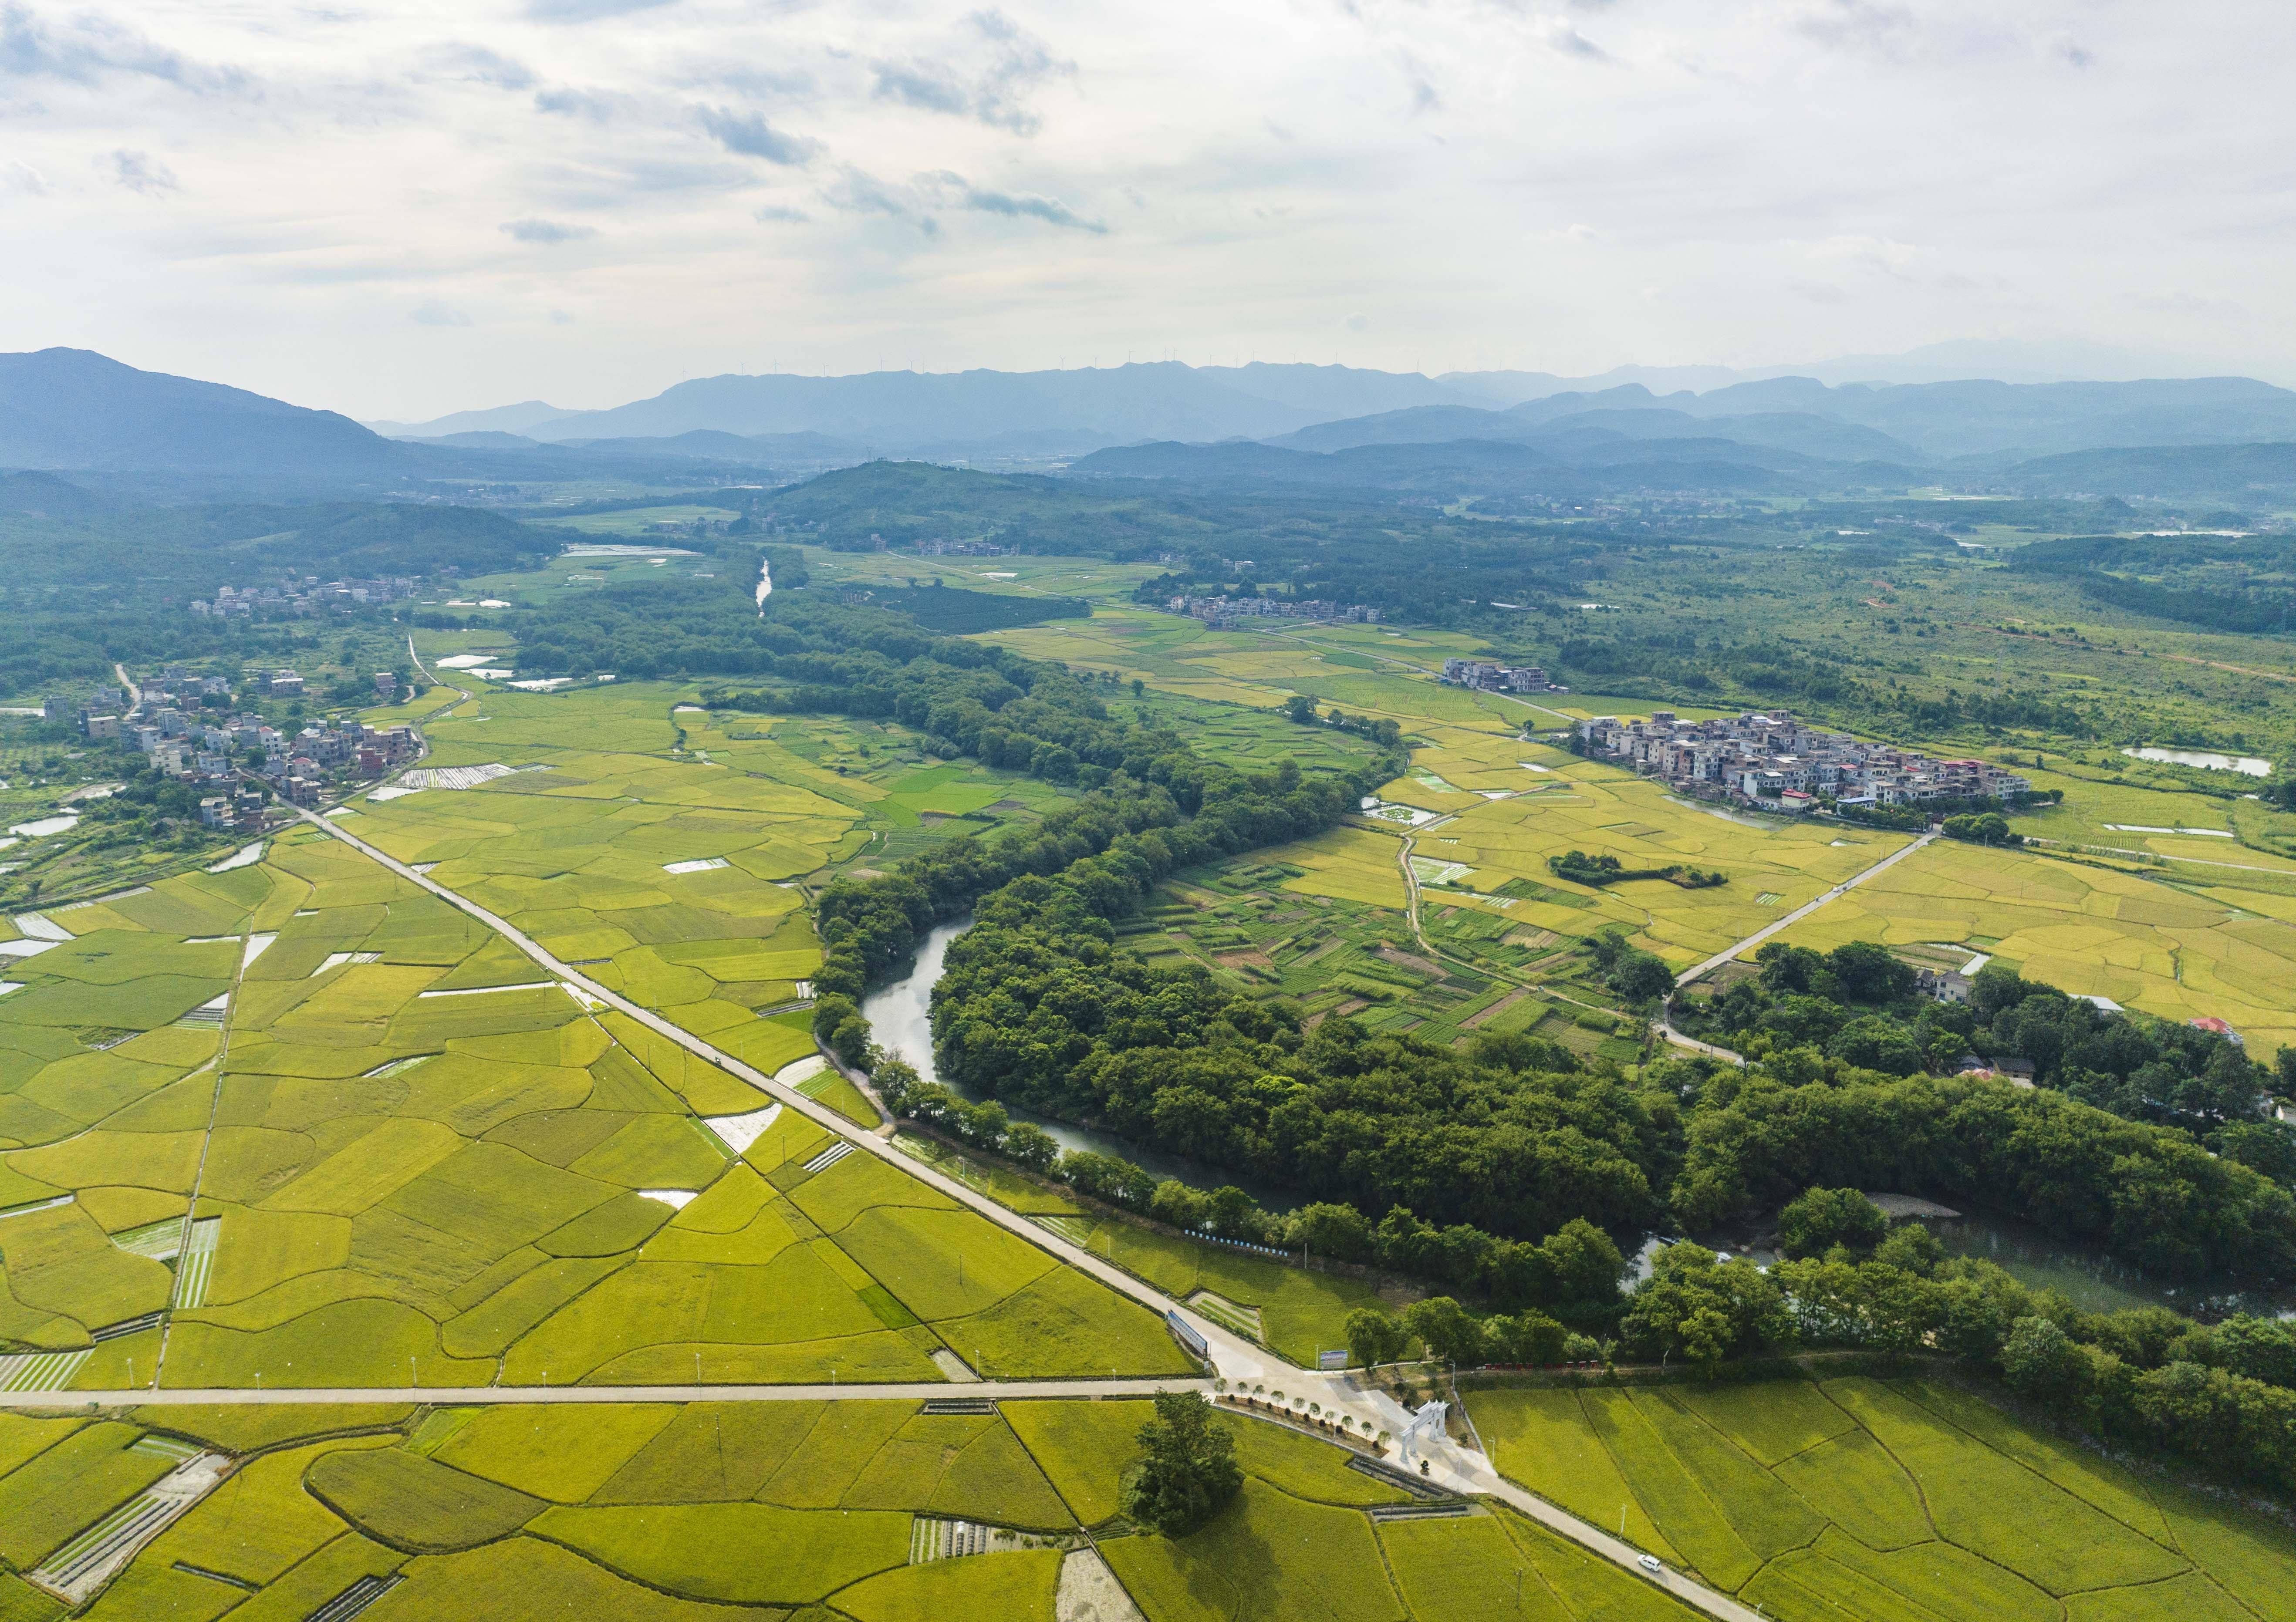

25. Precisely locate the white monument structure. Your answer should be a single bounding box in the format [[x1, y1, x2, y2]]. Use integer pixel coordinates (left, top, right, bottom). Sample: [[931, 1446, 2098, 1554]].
[[1398, 1400, 1449, 1464]]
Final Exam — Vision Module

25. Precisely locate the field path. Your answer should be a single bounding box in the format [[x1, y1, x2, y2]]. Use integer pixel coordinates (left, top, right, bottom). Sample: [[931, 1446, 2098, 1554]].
[[2167, 652, 2296, 684], [149, 877, 270, 1385], [1672, 829, 1938, 988]]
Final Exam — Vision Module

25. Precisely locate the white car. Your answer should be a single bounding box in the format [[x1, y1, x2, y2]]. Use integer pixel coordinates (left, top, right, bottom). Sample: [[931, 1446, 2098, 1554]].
[[1637, 1555, 1664, 1574]]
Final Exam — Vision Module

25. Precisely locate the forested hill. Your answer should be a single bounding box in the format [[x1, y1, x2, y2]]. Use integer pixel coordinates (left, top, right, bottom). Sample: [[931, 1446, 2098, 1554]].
[[0, 347, 400, 474], [0, 502, 556, 695], [0, 502, 550, 591]]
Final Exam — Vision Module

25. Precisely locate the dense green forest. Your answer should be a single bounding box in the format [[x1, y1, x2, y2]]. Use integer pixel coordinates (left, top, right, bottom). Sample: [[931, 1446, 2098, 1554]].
[[1675, 942, 2288, 1135], [2012, 532, 2296, 633], [924, 896, 2295, 1281]]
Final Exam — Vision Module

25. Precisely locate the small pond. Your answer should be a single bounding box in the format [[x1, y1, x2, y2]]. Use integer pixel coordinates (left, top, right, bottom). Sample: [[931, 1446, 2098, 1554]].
[[2121, 746, 2272, 777]]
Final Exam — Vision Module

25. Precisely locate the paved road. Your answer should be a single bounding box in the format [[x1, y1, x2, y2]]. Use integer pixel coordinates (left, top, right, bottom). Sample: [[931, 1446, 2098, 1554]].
[[287, 803, 1272, 1385], [2024, 834, 2296, 877], [1673, 829, 1938, 988], [113, 662, 142, 718], [17, 1378, 1212, 1408], [1651, 1020, 1745, 1065], [271, 764, 1760, 1622]]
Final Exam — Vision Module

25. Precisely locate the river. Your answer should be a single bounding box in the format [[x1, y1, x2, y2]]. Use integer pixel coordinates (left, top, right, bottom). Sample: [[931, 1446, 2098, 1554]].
[[858, 918, 1295, 1207]]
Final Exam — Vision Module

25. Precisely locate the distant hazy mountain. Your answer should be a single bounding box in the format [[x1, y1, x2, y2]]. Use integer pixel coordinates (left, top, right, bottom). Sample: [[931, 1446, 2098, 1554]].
[[0, 347, 406, 474], [365, 399, 572, 438], [1432, 338, 2262, 402], [1272, 376, 2296, 464], [1992, 442, 2296, 497], [0, 470, 106, 516], [1064, 436, 1814, 497], [0, 349, 795, 496], [511, 361, 1494, 448]]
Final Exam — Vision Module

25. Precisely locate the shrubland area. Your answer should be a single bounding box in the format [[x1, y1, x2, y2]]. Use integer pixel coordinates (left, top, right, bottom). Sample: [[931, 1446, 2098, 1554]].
[[0, 456, 2293, 1619]]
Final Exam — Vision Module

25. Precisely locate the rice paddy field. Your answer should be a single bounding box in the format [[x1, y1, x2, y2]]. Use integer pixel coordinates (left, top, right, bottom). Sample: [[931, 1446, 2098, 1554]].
[[1466, 1375, 2296, 1622], [341, 675, 1075, 1078], [1760, 836, 2296, 1056], [0, 835, 1192, 1391], [839, 547, 2296, 1052], [0, 1392, 1718, 1622], [1113, 838, 1638, 1062], [1001, 1396, 1695, 1622]]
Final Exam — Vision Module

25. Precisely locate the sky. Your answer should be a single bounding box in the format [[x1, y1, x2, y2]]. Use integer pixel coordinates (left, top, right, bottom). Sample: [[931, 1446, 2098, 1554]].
[[2, 0, 2290, 419]]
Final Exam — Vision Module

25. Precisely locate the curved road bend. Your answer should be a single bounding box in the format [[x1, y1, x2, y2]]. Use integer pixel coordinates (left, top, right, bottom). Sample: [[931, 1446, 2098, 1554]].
[[272, 807, 1760, 1622]]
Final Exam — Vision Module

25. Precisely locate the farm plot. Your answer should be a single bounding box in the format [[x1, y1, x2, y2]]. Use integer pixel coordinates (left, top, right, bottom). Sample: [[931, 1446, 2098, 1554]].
[[1386, 737, 1914, 974], [1465, 1376, 2296, 1621], [6, 1401, 1099, 1619], [1759, 837, 2296, 1055], [1122, 833, 1598, 1050], [1029, 1212, 1384, 1369], [0, 832, 1186, 1388], [1006, 1396, 1693, 1622], [348, 684, 1074, 1076], [0, 870, 291, 1352]]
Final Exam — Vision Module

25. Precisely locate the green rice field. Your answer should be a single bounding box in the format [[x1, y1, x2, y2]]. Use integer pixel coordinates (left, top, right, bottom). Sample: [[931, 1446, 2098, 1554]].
[[352, 676, 1077, 1075], [1467, 1375, 2296, 1622], [0, 1395, 1722, 1620], [0, 827, 1190, 1389]]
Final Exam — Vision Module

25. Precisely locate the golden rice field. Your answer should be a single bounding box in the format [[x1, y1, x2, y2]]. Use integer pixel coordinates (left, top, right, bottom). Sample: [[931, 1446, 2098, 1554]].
[[0, 831, 1191, 1391], [1765, 836, 2296, 1056], [344, 679, 1071, 1077], [0, 1390, 1724, 1622]]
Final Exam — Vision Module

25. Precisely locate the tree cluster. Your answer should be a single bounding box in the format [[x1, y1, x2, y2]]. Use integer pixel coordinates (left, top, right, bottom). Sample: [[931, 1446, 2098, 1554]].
[[1621, 1193, 2296, 1494], [1678, 945, 2290, 1145]]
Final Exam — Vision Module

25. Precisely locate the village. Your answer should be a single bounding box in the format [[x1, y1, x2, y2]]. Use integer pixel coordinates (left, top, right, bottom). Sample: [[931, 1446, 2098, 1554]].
[[57, 666, 421, 832], [1166, 593, 1384, 628], [1571, 707, 2035, 812], [187, 572, 429, 618]]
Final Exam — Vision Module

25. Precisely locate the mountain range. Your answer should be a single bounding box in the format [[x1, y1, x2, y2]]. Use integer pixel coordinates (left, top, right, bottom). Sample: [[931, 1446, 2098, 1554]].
[[5, 345, 2296, 505]]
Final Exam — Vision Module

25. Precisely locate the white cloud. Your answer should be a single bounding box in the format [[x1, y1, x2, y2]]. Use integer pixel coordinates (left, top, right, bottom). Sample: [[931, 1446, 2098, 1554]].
[[870, 9, 1074, 135], [0, 0, 2286, 415], [696, 105, 823, 166], [100, 148, 177, 195], [501, 217, 595, 243]]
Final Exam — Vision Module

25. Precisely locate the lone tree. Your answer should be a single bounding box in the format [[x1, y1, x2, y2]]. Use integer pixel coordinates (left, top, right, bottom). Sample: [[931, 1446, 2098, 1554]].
[[1345, 1306, 1409, 1372], [1119, 1389, 1243, 1537]]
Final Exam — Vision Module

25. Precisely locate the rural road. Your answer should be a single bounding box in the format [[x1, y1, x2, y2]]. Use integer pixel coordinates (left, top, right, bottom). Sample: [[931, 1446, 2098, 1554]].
[[220, 751, 1750, 1620], [1650, 1021, 1745, 1065], [286, 804, 1275, 1381], [19, 1378, 1212, 1407], [1672, 829, 1938, 988]]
